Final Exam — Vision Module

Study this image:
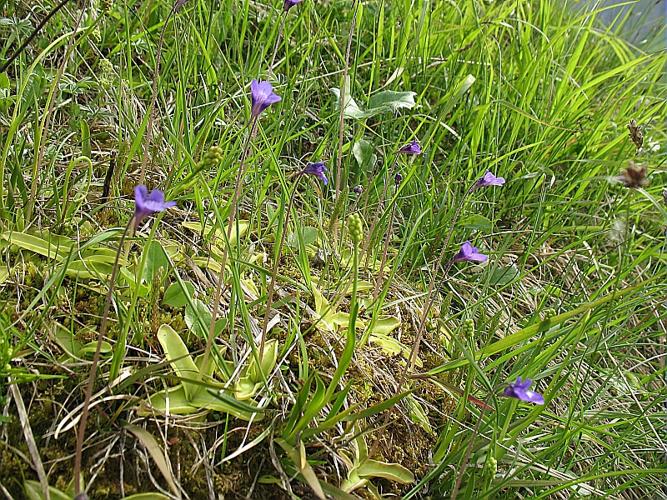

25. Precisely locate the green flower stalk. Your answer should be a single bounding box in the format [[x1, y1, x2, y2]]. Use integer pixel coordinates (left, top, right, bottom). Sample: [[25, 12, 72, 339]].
[[371, 175, 402, 301], [202, 80, 281, 379], [259, 162, 328, 362]]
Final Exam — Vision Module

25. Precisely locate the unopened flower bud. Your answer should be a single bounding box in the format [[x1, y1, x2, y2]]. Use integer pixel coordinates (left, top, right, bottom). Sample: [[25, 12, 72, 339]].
[[462, 318, 475, 338], [542, 308, 557, 320], [347, 213, 363, 246], [201, 146, 224, 168]]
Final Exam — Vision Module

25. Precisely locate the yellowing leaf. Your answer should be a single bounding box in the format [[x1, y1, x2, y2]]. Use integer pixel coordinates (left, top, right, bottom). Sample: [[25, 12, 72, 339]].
[[369, 334, 422, 368], [157, 324, 201, 400], [356, 459, 415, 484]]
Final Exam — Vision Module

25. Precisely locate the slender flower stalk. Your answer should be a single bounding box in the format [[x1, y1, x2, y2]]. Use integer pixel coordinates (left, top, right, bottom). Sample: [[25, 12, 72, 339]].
[[259, 163, 327, 361], [201, 116, 258, 377], [140, 0, 184, 184], [269, 1, 304, 72], [73, 223, 130, 497], [364, 140, 420, 267], [268, 13, 287, 72], [202, 79, 280, 377], [73, 187, 174, 496], [330, 0, 360, 236], [398, 170, 506, 386], [258, 181, 301, 361], [372, 175, 401, 302], [363, 159, 395, 268]]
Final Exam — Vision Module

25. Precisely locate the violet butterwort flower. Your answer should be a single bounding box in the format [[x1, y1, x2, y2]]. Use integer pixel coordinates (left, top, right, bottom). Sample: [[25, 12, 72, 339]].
[[398, 140, 422, 155], [475, 171, 505, 189], [250, 80, 281, 118], [134, 185, 176, 225], [284, 0, 303, 11], [503, 377, 544, 405], [452, 241, 487, 263], [302, 162, 328, 185]]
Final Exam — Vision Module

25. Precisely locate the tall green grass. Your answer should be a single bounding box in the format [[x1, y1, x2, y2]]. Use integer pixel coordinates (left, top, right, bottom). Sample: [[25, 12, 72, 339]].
[[0, 0, 665, 497]]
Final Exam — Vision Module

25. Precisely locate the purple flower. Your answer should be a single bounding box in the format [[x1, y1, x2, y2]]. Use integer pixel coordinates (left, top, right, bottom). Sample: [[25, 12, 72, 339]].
[[394, 172, 403, 185], [250, 80, 281, 118], [134, 185, 176, 225], [452, 241, 487, 263], [503, 377, 544, 405], [398, 140, 422, 155], [284, 0, 303, 11], [475, 171, 505, 189], [302, 162, 328, 185]]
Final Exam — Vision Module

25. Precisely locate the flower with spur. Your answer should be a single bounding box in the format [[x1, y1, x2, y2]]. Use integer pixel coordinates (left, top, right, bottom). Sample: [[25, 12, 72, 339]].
[[250, 79, 281, 118], [503, 377, 545, 404], [134, 185, 176, 225]]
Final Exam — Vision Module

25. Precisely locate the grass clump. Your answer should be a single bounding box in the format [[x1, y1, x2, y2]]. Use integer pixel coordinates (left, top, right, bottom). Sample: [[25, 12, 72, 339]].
[[0, 0, 666, 498]]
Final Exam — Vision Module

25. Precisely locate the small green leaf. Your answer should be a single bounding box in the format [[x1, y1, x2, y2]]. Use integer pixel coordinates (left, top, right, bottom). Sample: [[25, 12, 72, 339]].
[[369, 333, 422, 367], [330, 75, 366, 119], [185, 299, 225, 340], [352, 140, 376, 170], [405, 394, 434, 435], [1, 231, 71, 260], [140, 385, 196, 415], [234, 376, 260, 400], [275, 439, 326, 500], [182, 220, 248, 245], [24, 481, 71, 500], [369, 316, 401, 335], [80, 340, 112, 356], [143, 241, 169, 282], [287, 226, 318, 248], [162, 281, 195, 308], [486, 264, 521, 286], [197, 389, 265, 420], [120, 267, 150, 297], [122, 494, 170, 500], [460, 214, 493, 232], [366, 90, 416, 114], [247, 339, 279, 382]]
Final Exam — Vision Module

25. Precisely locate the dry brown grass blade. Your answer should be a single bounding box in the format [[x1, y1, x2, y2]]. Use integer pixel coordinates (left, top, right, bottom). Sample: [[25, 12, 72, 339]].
[[125, 423, 182, 498], [9, 381, 50, 500]]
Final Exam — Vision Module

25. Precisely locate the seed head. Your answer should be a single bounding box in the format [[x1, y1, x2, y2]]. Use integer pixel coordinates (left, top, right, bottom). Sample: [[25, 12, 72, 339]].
[[627, 119, 643, 151], [617, 162, 648, 188]]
